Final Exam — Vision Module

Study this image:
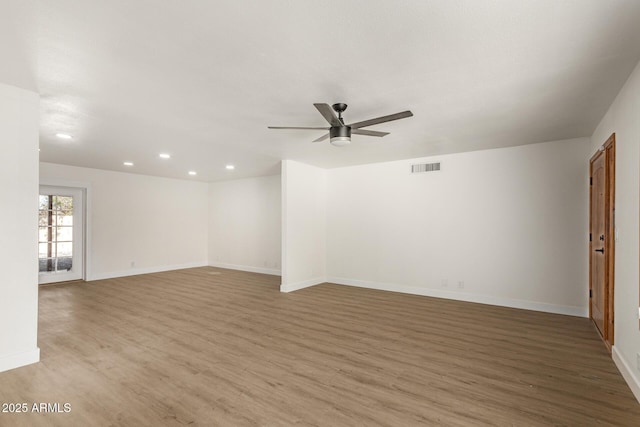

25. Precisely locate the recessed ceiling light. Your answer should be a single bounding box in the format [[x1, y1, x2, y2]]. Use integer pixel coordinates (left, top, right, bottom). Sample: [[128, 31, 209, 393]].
[[56, 133, 72, 140], [159, 153, 171, 159], [226, 165, 235, 170], [188, 171, 197, 176], [123, 162, 134, 166]]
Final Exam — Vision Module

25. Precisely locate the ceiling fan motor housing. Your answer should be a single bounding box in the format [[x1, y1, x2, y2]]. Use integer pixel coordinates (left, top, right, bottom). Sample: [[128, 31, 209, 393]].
[[330, 125, 351, 146]]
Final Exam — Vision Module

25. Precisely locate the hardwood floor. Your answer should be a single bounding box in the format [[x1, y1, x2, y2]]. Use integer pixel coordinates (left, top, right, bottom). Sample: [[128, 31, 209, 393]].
[[1, 267, 639, 426]]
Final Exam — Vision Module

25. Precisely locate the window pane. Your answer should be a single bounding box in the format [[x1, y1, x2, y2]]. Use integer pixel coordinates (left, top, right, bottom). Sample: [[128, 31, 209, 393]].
[[38, 227, 51, 242], [40, 211, 62, 226], [56, 226, 73, 241], [39, 228, 59, 243], [57, 242, 73, 257], [38, 212, 47, 227], [57, 212, 73, 226], [52, 196, 73, 213], [38, 242, 54, 257], [56, 257, 72, 272], [39, 258, 56, 273], [39, 195, 50, 210], [39, 210, 54, 226], [57, 207, 73, 217]]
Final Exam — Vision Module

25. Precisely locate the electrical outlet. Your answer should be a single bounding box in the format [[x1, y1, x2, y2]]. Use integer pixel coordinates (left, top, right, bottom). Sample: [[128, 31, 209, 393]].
[[441, 279, 448, 288], [457, 281, 464, 289]]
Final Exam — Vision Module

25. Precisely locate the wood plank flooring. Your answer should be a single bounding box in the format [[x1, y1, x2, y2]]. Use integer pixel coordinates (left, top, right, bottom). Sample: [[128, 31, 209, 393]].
[[0, 267, 639, 426]]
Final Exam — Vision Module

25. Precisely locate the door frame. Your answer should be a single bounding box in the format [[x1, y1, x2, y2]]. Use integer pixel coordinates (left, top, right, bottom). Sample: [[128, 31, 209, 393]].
[[38, 185, 85, 284], [589, 133, 615, 351]]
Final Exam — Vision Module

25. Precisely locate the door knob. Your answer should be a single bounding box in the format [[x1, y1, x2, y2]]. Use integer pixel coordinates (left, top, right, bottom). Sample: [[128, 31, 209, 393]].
[[599, 235, 605, 241], [595, 248, 604, 253]]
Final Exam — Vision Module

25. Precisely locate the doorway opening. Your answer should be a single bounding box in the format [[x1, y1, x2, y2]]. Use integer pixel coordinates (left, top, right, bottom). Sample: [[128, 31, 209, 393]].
[[38, 185, 85, 284], [589, 133, 615, 351]]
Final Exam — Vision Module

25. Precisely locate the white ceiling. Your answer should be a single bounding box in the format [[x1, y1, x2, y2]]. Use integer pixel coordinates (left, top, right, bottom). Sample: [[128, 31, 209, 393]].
[[9, 1, 640, 181]]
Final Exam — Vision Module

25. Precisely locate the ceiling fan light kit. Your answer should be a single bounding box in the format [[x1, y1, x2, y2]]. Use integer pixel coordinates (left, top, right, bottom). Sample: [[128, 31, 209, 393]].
[[268, 103, 413, 146]]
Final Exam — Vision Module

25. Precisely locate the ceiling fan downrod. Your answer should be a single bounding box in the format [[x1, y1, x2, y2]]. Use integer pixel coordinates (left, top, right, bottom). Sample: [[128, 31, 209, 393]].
[[332, 103, 348, 124]]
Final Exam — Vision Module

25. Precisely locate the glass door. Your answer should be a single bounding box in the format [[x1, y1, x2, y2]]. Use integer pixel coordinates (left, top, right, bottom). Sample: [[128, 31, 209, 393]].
[[38, 186, 84, 284]]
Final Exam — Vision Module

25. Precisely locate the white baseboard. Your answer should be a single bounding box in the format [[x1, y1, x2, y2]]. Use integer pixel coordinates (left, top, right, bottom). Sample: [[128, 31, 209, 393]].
[[208, 261, 280, 276], [0, 347, 40, 373], [280, 277, 325, 293], [88, 261, 209, 281], [326, 276, 587, 317], [613, 346, 640, 404]]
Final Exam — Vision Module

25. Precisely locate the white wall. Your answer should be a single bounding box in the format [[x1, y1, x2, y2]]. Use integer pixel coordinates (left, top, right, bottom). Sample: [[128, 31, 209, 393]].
[[0, 83, 40, 372], [590, 60, 640, 401], [281, 160, 326, 292], [208, 175, 281, 275], [326, 138, 590, 316], [40, 163, 208, 280]]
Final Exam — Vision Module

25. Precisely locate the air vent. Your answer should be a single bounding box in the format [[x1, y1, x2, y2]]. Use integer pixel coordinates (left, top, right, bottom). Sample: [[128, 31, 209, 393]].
[[411, 162, 441, 173]]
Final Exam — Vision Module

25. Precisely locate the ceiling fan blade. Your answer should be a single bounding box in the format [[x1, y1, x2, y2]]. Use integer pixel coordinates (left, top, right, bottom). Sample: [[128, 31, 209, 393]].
[[268, 126, 330, 130], [314, 103, 343, 127], [351, 129, 389, 137], [312, 133, 330, 143], [348, 110, 413, 129]]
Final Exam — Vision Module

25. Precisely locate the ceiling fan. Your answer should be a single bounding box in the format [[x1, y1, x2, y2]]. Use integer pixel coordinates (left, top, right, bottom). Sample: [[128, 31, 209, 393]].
[[268, 103, 413, 146]]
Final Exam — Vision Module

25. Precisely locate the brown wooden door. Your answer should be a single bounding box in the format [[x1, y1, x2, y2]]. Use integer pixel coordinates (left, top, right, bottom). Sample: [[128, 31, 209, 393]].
[[589, 133, 615, 351], [590, 151, 606, 337]]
